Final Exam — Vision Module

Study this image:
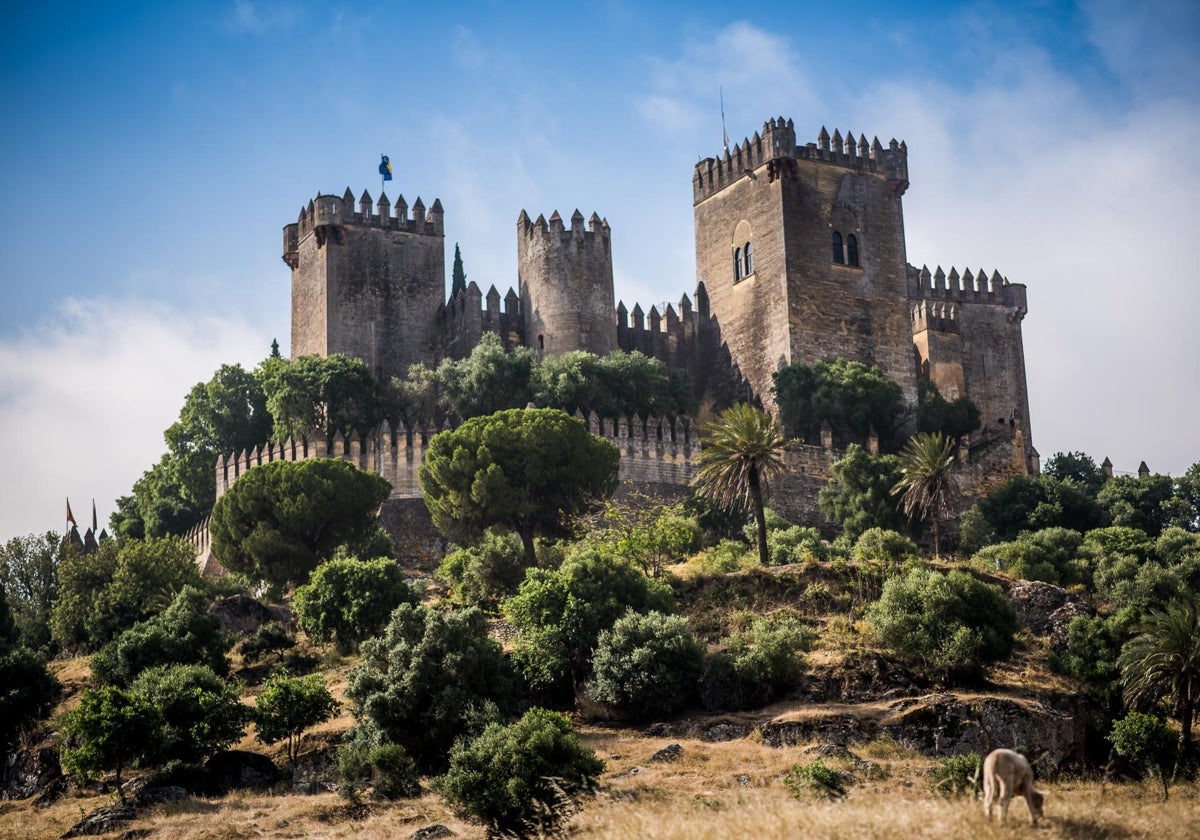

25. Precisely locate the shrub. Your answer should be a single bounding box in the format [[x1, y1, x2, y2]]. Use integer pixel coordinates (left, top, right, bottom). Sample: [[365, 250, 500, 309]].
[[91, 586, 230, 686], [1109, 712, 1175, 798], [702, 612, 813, 710], [783, 759, 847, 800], [346, 604, 516, 772], [693, 539, 749, 574], [1050, 609, 1138, 712], [437, 532, 527, 609], [438, 708, 604, 836], [336, 727, 421, 801], [503, 548, 672, 693], [764, 526, 828, 566], [972, 527, 1086, 586], [60, 685, 164, 803], [865, 567, 1018, 683], [0, 644, 59, 752], [931, 752, 982, 796], [587, 611, 704, 720], [294, 553, 417, 649], [130, 664, 249, 764], [237, 621, 296, 663], [255, 671, 338, 769], [853, 528, 918, 566]]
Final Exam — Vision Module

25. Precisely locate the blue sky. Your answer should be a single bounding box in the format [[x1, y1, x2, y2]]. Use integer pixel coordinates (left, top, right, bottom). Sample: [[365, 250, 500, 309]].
[[1, 1, 1198, 541]]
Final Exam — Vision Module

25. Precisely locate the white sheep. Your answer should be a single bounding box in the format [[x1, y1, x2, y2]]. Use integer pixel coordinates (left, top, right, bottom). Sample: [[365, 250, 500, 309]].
[[982, 748, 1045, 826]]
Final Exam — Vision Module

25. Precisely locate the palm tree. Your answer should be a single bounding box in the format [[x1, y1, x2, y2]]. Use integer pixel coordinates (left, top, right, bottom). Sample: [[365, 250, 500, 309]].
[[890, 431, 958, 561], [1118, 595, 1200, 775], [693, 404, 787, 567]]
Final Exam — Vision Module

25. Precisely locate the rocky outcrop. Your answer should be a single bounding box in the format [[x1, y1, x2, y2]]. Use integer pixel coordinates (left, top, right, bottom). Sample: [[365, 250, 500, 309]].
[[1006, 581, 1092, 652], [60, 804, 136, 838], [203, 750, 281, 793], [292, 745, 339, 795], [800, 652, 924, 702], [208, 594, 293, 635], [758, 693, 1084, 776], [3, 745, 61, 800]]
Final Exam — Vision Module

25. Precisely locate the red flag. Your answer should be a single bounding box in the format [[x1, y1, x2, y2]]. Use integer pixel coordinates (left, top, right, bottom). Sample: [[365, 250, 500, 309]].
[[66, 498, 77, 527]]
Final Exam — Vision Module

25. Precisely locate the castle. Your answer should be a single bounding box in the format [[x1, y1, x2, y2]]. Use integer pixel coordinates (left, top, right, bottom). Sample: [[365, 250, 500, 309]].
[[206, 116, 1037, 563]]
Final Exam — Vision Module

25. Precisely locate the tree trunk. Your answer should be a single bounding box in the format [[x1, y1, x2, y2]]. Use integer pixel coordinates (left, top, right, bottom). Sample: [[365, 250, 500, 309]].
[[932, 517, 941, 562], [518, 527, 537, 567], [750, 472, 768, 568], [1174, 700, 1194, 782]]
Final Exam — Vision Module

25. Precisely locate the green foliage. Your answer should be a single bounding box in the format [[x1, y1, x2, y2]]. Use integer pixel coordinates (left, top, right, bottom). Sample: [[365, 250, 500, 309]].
[[437, 531, 529, 609], [130, 664, 249, 764], [60, 685, 164, 803], [892, 432, 959, 560], [866, 567, 1018, 683], [0, 644, 58, 752], [346, 604, 516, 771], [420, 407, 620, 564], [740, 514, 827, 566], [121, 363, 273, 538], [587, 495, 702, 577], [1099, 474, 1177, 538], [236, 621, 296, 663], [931, 752, 982, 797], [694, 404, 788, 568], [533, 349, 694, 419], [818, 445, 907, 542], [255, 670, 338, 768], [436, 333, 537, 420], [1118, 596, 1200, 755], [337, 726, 423, 801], [971, 527, 1086, 586], [1043, 451, 1107, 498], [258, 353, 384, 442], [451, 242, 467, 297], [1110, 712, 1175, 795], [1167, 462, 1200, 532], [965, 474, 1105, 546], [438, 708, 604, 836], [853, 528, 919, 566], [916, 380, 980, 441], [0, 532, 60, 652], [693, 539, 750, 575], [210, 458, 392, 588], [503, 548, 673, 692], [294, 553, 417, 649], [783, 759, 847, 800], [91, 586, 230, 687], [1050, 610, 1138, 712], [0, 590, 13, 645], [773, 357, 906, 446], [587, 611, 704, 720], [701, 612, 813, 711], [52, 536, 201, 651]]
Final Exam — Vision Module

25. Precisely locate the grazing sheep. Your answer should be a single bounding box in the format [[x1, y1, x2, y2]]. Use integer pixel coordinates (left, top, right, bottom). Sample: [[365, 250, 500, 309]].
[[982, 748, 1045, 825]]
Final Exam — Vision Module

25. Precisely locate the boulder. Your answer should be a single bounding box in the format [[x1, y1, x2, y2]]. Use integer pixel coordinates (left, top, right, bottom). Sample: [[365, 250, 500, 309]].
[[203, 750, 280, 793], [134, 785, 189, 806], [60, 804, 136, 838], [3, 745, 62, 800], [208, 594, 293, 635], [292, 745, 339, 795], [649, 743, 683, 763], [879, 694, 1084, 776], [410, 826, 454, 840], [1006, 581, 1092, 651], [801, 652, 923, 703]]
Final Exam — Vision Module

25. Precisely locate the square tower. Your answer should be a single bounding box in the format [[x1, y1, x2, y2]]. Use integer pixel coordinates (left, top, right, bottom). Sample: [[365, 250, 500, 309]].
[[284, 188, 445, 383], [693, 119, 917, 414]]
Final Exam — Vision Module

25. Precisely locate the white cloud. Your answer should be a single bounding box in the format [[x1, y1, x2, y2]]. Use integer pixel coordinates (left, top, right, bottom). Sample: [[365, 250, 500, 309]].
[[223, 0, 298, 36], [0, 298, 267, 542]]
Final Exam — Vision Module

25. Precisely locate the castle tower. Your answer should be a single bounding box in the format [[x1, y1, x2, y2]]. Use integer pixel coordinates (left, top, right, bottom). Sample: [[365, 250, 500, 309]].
[[283, 188, 445, 382], [692, 118, 917, 415], [516, 208, 617, 356]]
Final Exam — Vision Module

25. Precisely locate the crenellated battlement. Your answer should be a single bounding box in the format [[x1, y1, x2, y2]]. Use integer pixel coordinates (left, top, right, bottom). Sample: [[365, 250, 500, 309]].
[[906, 263, 1027, 319], [692, 117, 909, 203], [911, 299, 961, 335], [440, 280, 525, 356], [214, 411, 701, 505], [283, 187, 444, 267], [517, 208, 611, 247]]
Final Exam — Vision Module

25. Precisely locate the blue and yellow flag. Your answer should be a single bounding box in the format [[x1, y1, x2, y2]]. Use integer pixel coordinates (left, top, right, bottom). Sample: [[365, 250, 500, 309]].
[[379, 155, 393, 181]]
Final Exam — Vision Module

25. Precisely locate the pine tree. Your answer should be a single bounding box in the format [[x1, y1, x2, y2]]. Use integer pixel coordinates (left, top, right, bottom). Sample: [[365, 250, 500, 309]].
[[451, 243, 467, 297]]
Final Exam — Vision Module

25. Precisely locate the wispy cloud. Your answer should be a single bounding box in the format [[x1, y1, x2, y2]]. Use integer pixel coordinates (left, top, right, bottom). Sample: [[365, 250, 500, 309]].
[[223, 0, 298, 36], [0, 299, 267, 542]]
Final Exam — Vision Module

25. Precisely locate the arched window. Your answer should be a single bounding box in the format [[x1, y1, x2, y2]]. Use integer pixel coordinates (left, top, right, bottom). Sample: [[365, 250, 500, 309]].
[[743, 242, 753, 276], [537, 334, 545, 351], [831, 231, 844, 264], [734, 248, 744, 281], [846, 234, 859, 267]]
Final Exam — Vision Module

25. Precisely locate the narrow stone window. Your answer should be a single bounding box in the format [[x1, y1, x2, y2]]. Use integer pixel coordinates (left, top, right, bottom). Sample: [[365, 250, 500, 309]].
[[734, 248, 744, 281], [743, 242, 753, 276], [847, 234, 859, 267], [537, 334, 545, 351], [832, 231, 844, 264]]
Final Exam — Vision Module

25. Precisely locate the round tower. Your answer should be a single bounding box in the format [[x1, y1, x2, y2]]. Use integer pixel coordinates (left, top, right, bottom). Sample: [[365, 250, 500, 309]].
[[516, 208, 616, 357]]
